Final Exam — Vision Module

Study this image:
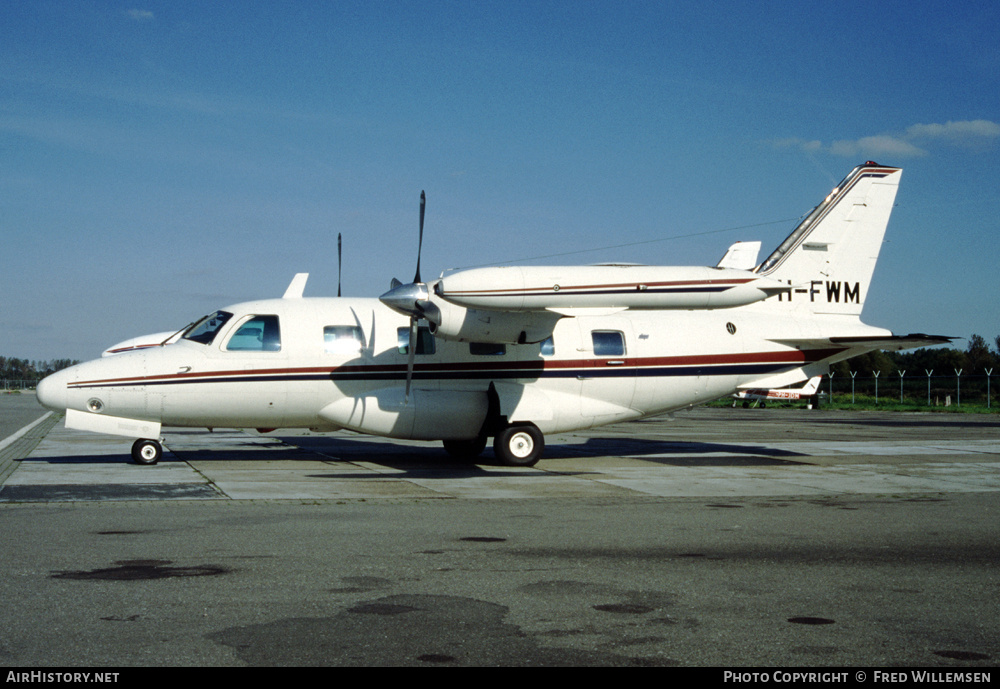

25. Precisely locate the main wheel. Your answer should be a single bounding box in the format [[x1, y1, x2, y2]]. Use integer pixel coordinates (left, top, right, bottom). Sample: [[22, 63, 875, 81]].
[[131, 438, 162, 465], [493, 424, 544, 467]]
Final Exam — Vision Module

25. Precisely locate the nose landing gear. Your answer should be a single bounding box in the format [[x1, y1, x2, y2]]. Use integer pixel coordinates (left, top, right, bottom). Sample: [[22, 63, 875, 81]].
[[131, 438, 163, 465]]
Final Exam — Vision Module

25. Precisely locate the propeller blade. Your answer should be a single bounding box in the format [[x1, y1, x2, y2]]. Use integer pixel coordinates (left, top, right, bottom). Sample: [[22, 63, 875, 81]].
[[337, 233, 342, 297], [405, 316, 417, 404], [414, 191, 425, 284]]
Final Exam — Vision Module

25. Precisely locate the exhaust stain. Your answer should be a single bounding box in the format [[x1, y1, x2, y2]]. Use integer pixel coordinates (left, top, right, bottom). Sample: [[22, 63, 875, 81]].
[[788, 617, 835, 625], [95, 531, 146, 536], [52, 559, 229, 581], [593, 603, 654, 614], [460, 537, 507, 543]]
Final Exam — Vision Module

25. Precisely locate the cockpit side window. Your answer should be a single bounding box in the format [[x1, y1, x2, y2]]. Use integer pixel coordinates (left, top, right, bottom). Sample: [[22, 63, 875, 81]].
[[182, 311, 234, 345], [226, 315, 281, 352]]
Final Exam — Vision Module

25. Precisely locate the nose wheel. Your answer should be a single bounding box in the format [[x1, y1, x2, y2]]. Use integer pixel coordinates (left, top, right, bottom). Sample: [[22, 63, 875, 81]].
[[131, 438, 163, 465]]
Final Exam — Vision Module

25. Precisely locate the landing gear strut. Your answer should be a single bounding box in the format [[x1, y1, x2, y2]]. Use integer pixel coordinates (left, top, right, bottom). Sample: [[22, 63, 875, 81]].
[[131, 438, 163, 465]]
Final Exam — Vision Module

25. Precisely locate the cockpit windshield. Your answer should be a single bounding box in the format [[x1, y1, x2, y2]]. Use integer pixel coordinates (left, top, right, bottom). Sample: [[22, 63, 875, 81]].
[[182, 311, 234, 345]]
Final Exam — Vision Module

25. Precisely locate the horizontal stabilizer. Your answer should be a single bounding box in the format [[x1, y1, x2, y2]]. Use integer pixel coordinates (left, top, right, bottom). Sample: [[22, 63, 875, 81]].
[[829, 334, 956, 350], [771, 333, 955, 351]]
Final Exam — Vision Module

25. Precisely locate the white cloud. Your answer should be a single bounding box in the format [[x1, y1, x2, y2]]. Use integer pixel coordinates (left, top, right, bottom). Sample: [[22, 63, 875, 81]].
[[126, 9, 154, 21], [905, 119, 1000, 143], [777, 119, 999, 158], [829, 135, 927, 159]]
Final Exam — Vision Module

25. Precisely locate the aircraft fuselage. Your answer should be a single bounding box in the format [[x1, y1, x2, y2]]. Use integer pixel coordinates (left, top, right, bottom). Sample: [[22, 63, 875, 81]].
[[38, 295, 869, 439]]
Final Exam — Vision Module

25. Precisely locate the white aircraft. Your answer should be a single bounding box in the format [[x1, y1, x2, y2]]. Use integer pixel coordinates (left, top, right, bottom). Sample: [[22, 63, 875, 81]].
[[37, 162, 949, 466], [102, 332, 180, 357], [733, 375, 823, 408]]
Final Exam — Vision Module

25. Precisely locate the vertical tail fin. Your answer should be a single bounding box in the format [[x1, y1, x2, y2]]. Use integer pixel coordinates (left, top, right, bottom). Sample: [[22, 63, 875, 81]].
[[755, 162, 902, 316], [800, 376, 822, 395]]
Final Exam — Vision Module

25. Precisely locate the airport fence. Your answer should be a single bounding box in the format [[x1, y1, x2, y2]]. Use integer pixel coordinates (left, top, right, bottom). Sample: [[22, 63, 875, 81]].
[[826, 371, 997, 408], [1, 380, 37, 391]]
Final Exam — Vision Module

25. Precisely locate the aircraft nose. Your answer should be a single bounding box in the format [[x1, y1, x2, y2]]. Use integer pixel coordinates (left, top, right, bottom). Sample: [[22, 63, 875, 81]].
[[36, 369, 70, 413]]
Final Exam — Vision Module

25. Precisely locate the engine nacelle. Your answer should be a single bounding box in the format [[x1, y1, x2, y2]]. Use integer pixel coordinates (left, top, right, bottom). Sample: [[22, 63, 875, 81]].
[[427, 298, 561, 345]]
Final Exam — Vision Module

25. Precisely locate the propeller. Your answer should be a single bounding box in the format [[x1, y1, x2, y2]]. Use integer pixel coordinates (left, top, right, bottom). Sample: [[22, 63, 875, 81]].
[[379, 191, 431, 404], [337, 233, 342, 298], [415, 190, 425, 283]]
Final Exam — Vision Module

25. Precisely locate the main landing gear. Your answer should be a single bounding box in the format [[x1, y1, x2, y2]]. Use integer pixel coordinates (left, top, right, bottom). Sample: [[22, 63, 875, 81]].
[[443, 423, 545, 467], [493, 424, 544, 467], [131, 438, 163, 465]]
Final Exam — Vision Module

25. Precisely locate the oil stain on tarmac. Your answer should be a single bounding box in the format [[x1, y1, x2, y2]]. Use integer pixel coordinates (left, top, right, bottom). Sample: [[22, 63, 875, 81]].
[[208, 594, 675, 666]]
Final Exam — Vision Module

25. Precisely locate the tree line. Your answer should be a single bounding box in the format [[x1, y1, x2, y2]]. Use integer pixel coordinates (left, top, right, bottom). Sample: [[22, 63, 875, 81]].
[[0, 357, 80, 384], [831, 334, 1000, 378]]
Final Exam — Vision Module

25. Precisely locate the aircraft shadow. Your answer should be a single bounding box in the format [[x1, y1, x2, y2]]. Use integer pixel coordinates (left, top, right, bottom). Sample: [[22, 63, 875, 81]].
[[14, 434, 808, 471], [548, 437, 809, 466], [278, 435, 540, 477], [280, 434, 809, 470]]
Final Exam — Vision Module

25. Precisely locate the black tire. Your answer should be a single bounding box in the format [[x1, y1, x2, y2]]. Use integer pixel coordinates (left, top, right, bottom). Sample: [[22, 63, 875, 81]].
[[442, 435, 488, 459], [493, 424, 544, 467], [131, 439, 162, 465]]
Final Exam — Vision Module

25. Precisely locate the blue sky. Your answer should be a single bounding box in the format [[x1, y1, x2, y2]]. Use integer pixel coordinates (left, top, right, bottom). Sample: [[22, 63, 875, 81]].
[[2, 1, 998, 361]]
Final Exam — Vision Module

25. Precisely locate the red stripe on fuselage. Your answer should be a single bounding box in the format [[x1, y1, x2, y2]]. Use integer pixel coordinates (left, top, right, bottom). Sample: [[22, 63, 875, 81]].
[[68, 348, 843, 389]]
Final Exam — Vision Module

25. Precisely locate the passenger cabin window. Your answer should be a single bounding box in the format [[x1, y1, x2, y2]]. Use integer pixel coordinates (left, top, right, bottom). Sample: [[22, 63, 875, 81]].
[[183, 311, 233, 345], [539, 336, 555, 357], [469, 342, 506, 356], [592, 331, 625, 357], [324, 326, 365, 355], [397, 326, 435, 355], [226, 315, 281, 352]]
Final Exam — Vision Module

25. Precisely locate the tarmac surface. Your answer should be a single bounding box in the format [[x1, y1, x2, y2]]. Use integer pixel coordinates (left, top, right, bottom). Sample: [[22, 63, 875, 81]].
[[1, 391, 998, 667]]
